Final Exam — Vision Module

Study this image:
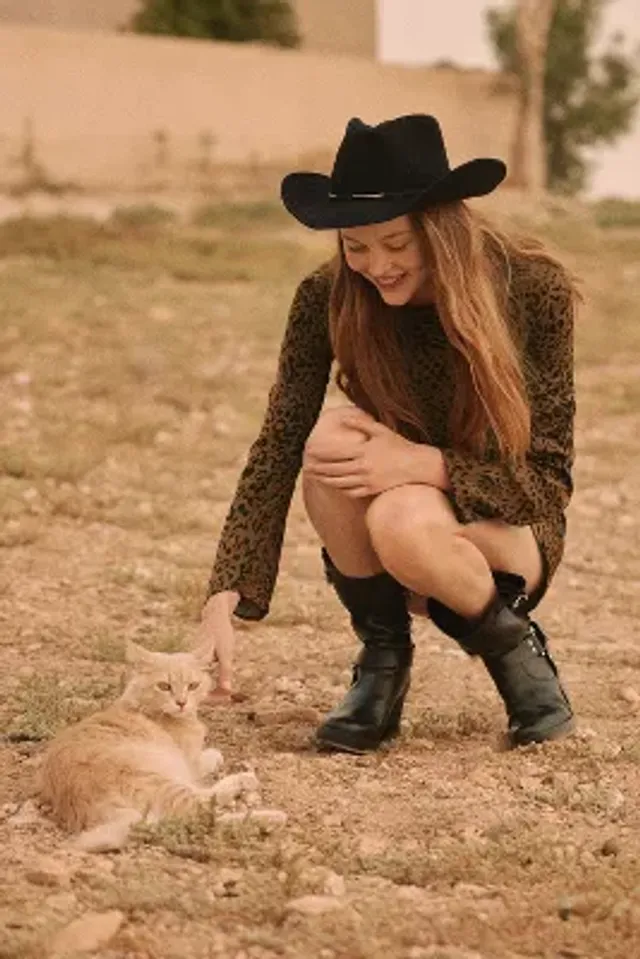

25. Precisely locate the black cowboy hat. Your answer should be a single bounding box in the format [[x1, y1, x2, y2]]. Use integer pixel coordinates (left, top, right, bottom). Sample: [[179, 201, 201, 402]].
[[281, 114, 507, 230]]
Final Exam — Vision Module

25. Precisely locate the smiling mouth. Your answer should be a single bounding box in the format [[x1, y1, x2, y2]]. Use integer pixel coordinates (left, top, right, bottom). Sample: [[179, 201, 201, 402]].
[[374, 274, 407, 290]]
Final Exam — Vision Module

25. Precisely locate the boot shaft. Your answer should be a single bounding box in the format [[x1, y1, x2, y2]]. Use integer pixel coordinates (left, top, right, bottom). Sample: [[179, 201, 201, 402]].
[[321, 548, 412, 646]]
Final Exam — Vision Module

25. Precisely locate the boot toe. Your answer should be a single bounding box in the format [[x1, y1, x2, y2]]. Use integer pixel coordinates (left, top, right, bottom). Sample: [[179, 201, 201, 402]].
[[507, 710, 575, 748]]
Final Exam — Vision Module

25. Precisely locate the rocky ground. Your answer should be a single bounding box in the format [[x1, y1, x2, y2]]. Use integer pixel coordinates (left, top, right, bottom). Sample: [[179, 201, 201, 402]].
[[0, 202, 639, 958]]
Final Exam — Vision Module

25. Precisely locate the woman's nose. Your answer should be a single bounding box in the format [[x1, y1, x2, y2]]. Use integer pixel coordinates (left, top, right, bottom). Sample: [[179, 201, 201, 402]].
[[367, 248, 393, 277]]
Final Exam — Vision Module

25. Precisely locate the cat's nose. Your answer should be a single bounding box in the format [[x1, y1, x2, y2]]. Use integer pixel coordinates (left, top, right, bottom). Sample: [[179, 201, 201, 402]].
[[176, 700, 187, 709]]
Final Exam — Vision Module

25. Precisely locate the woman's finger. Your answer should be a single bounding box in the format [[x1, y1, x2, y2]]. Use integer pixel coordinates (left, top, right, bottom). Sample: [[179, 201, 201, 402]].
[[304, 459, 363, 478], [304, 444, 363, 463]]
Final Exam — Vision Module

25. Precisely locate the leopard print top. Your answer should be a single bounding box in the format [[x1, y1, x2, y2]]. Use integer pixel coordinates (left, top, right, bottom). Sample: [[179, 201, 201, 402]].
[[207, 255, 576, 620]]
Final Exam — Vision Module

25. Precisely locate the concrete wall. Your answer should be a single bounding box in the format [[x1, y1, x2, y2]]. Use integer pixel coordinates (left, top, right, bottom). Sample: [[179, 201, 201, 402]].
[[294, 0, 375, 58], [0, 0, 137, 30], [0, 24, 517, 194], [0, 0, 377, 58]]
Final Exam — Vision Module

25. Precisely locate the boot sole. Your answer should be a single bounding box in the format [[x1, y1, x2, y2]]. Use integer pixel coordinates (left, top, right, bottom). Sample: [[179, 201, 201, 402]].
[[507, 715, 575, 749], [315, 725, 400, 755]]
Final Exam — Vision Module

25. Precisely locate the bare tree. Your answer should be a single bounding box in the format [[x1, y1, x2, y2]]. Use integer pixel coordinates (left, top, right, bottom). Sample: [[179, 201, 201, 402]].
[[509, 0, 555, 192]]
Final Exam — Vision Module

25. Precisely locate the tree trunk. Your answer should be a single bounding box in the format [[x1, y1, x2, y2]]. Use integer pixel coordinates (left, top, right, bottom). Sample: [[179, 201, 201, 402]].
[[510, 0, 555, 193]]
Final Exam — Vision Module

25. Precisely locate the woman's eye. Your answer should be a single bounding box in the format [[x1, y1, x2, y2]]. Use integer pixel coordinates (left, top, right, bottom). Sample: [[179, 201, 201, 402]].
[[345, 246, 366, 255], [387, 244, 409, 252], [157, 681, 171, 691], [188, 681, 200, 691]]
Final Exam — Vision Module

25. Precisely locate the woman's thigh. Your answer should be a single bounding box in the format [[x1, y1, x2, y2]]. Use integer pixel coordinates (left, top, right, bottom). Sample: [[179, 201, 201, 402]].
[[459, 520, 543, 596]]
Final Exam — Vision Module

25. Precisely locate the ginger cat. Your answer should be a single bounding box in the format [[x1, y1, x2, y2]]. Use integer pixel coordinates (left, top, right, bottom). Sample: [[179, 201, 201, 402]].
[[39, 640, 255, 852]]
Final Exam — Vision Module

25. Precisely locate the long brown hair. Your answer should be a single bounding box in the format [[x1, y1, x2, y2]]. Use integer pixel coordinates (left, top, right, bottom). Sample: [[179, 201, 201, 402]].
[[329, 201, 578, 461]]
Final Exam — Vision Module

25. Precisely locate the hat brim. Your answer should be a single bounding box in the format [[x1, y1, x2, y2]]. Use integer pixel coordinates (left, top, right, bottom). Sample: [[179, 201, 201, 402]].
[[281, 159, 507, 230]]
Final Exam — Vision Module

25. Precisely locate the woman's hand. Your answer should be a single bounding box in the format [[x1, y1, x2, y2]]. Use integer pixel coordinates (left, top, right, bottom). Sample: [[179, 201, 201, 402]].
[[196, 590, 240, 698], [304, 414, 447, 497]]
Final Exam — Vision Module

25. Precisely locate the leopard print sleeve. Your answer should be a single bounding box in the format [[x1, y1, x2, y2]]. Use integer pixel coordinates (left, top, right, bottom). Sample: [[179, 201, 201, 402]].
[[206, 267, 333, 620], [442, 259, 576, 528]]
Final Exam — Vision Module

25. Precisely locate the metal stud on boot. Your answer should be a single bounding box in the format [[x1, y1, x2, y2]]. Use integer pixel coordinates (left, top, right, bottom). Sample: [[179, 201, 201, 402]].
[[316, 549, 413, 754], [427, 572, 574, 748]]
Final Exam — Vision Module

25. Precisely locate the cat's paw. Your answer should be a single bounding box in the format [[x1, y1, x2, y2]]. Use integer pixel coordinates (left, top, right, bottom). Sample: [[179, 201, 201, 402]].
[[209, 771, 261, 808], [200, 748, 224, 777]]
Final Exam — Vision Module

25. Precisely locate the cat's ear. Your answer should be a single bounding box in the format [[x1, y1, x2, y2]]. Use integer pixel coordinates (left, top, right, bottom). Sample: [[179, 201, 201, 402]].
[[125, 640, 158, 666]]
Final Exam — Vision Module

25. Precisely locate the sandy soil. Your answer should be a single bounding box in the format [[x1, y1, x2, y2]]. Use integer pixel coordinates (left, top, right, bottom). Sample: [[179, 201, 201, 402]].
[[1, 205, 640, 959]]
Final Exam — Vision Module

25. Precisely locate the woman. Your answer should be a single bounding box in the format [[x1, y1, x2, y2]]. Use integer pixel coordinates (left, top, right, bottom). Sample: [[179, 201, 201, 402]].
[[201, 114, 579, 754]]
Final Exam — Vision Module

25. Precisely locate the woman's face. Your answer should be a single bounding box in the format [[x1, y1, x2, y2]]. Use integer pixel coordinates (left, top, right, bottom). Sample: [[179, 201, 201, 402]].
[[340, 215, 432, 306]]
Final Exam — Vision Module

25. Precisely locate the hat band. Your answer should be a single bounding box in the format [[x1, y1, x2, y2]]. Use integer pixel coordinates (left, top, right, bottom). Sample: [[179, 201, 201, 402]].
[[328, 192, 385, 199], [328, 187, 431, 201]]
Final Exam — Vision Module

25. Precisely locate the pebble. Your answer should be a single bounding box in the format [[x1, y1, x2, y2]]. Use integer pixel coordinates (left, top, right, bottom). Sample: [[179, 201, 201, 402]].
[[213, 867, 243, 897], [600, 837, 620, 857], [619, 686, 640, 707], [246, 808, 288, 832], [357, 834, 389, 858], [8, 799, 44, 826], [408, 948, 484, 959], [26, 856, 75, 888], [50, 910, 124, 955], [217, 808, 288, 834], [45, 892, 79, 914], [285, 895, 345, 917], [290, 865, 346, 898]]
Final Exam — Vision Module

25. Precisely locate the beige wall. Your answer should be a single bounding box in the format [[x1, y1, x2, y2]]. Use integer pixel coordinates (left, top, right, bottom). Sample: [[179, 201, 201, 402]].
[[295, 0, 375, 58], [0, 0, 137, 30], [0, 0, 376, 58], [0, 24, 517, 193]]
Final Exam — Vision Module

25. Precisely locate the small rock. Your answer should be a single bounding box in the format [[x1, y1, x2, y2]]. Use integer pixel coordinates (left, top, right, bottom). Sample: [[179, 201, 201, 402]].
[[274, 677, 303, 695], [285, 895, 345, 917], [247, 706, 319, 726], [291, 865, 346, 898], [606, 788, 625, 813], [246, 808, 288, 833], [51, 910, 124, 955], [0, 802, 19, 820], [558, 894, 592, 921], [322, 813, 343, 828], [600, 837, 620, 857], [213, 867, 243, 897], [45, 892, 79, 914], [357, 834, 388, 858], [323, 871, 346, 897], [26, 856, 74, 888], [619, 686, 640, 707], [9, 799, 44, 826], [453, 882, 498, 899], [409, 949, 483, 959]]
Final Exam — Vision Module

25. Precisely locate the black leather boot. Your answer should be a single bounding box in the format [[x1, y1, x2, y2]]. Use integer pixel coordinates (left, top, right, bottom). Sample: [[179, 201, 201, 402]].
[[427, 572, 574, 747], [316, 549, 413, 754]]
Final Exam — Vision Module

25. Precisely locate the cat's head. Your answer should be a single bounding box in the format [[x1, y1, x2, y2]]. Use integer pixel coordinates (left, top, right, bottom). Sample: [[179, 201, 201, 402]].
[[121, 640, 212, 718]]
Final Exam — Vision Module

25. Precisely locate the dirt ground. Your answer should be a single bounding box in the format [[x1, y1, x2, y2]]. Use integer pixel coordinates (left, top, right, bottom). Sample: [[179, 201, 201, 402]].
[[1, 200, 640, 959]]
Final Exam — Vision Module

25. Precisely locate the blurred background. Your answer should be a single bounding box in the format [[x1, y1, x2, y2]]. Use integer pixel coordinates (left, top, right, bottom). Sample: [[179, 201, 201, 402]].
[[0, 0, 638, 210], [2, 8, 640, 956]]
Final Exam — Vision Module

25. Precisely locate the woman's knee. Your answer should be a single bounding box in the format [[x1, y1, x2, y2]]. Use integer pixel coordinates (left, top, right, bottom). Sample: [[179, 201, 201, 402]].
[[366, 484, 459, 549], [303, 406, 373, 466]]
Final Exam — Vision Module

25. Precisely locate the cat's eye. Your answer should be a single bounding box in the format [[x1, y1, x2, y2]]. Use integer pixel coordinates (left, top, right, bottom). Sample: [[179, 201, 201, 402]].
[[157, 681, 171, 691], [188, 681, 200, 690]]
